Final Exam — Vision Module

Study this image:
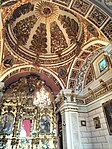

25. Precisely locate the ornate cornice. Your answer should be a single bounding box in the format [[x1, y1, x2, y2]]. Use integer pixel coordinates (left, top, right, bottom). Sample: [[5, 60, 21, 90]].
[[76, 78, 112, 104]]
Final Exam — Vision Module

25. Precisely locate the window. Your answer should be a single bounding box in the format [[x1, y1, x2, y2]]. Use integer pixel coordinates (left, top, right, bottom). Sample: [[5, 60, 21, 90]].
[[98, 58, 108, 72]]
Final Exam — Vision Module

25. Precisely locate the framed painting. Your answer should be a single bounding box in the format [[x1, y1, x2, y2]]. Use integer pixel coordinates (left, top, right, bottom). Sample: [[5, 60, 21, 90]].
[[98, 58, 108, 73], [93, 117, 101, 129], [103, 100, 112, 135]]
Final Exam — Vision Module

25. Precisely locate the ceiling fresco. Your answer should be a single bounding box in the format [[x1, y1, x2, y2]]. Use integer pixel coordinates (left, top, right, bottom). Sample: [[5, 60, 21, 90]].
[[0, 0, 112, 94]]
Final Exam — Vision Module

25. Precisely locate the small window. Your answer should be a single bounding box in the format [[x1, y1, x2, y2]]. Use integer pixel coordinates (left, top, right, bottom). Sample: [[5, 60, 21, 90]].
[[98, 58, 108, 73], [93, 54, 110, 78]]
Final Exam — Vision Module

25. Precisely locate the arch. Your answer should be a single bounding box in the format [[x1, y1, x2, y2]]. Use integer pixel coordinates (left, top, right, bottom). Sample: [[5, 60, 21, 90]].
[[67, 40, 109, 89], [75, 44, 112, 94], [0, 64, 64, 94]]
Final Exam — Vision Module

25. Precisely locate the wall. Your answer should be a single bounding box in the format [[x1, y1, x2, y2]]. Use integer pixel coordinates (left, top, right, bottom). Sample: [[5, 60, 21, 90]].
[[83, 54, 112, 95], [78, 91, 112, 149]]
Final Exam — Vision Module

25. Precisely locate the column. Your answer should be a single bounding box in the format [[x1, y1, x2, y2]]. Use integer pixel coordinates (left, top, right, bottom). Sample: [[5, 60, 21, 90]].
[[58, 89, 82, 149]]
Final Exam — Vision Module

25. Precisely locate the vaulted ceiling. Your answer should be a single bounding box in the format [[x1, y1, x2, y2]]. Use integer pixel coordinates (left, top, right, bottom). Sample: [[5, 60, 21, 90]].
[[0, 0, 112, 94]]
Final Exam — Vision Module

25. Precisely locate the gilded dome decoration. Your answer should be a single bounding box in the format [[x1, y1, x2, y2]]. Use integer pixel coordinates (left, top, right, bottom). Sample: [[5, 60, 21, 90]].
[[5, 1, 83, 66], [35, 1, 59, 23]]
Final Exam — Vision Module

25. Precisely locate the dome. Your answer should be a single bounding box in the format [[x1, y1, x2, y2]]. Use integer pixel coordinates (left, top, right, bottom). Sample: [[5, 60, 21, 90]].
[[5, 1, 83, 66]]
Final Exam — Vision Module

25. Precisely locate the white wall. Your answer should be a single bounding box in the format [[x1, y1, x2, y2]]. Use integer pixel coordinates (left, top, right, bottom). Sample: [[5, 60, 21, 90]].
[[78, 92, 112, 149]]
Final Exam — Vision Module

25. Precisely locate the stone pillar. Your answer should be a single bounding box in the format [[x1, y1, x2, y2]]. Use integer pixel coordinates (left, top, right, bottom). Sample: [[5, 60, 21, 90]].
[[58, 89, 82, 149]]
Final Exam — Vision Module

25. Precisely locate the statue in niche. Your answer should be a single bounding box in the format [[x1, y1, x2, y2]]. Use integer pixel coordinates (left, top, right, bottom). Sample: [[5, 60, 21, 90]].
[[0, 112, 14, 135], [40, 116, 50, 134]]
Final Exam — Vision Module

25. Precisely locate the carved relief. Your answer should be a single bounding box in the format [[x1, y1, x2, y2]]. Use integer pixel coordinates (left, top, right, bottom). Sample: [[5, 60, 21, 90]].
[[5, 2, 34, 25], [50, 22, 68, 53], [13, 15, 37, 45], [29, 23, 47, 53], [5, 2, 83, 66], [102, 19, 112, 41], [69, 80, 76, 89], [12, 2, 34, 18], [73, 59, 83, 69], [58, 15, 79, 44], [3, 54, 13, 68], [52, 0, 71, 6], [87, 24, 99, 37], [84, 66, 94, 86], [88, 6, 108, 27], [1, 74, 57, 148], [58, 66, 67, 78], [79, 51, 90, 59], [104, 0, 112, 9], [71, 0, 92, 16], [70, 69, 78, 79], [75, 49, 102, 92], [85, 45, 97, 52]]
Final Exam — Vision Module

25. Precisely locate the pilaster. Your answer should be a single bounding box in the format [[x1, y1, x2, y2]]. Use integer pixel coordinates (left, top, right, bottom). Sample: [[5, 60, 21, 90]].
[[56, 89, 82, 149]]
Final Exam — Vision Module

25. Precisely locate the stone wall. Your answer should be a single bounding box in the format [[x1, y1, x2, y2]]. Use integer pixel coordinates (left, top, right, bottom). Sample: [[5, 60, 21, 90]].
[[78, 92, 112, 149]]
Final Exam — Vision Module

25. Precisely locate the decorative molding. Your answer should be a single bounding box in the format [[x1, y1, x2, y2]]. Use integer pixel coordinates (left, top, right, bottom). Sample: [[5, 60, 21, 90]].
[[71, 0, 92, 16], [75, 48, 102, 92], [87, 6, 108, 27], [76, 78, 112, 104]]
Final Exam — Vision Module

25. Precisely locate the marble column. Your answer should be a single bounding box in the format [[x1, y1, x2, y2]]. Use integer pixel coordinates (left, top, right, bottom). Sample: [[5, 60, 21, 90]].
[[58, 89, 82, 149]]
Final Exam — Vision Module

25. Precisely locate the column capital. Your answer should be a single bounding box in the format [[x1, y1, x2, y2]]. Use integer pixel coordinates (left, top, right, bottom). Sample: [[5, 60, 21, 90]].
[[55, 89, 76, 103], [55, 89, 77, 112], [60, 102, 78, 114]]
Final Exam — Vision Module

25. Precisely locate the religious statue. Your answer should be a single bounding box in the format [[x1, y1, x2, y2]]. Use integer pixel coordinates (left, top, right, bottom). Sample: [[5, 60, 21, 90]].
[[40, 116, 50, 134], [0, 112, 14, 135]]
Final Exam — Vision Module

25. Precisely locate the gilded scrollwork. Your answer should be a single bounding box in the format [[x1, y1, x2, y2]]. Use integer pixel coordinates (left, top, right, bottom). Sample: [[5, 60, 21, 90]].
[[84, 66, 94, 86], [53, 0, 71, 6], [4, 1, 83, 66], [102, 19, 112, 41], [71, 0, 92, 16], [58, 15, 78, 44], [87, 24, 99, 37], [29, 23, 47, 53], [50, 22, 68, 53], [13, 15, 37, 45], [88, 6, 108, 27]]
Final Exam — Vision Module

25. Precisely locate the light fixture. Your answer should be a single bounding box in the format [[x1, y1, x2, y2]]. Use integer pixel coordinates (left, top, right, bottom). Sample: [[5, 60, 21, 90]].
[[33, 84, 51, 108]]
